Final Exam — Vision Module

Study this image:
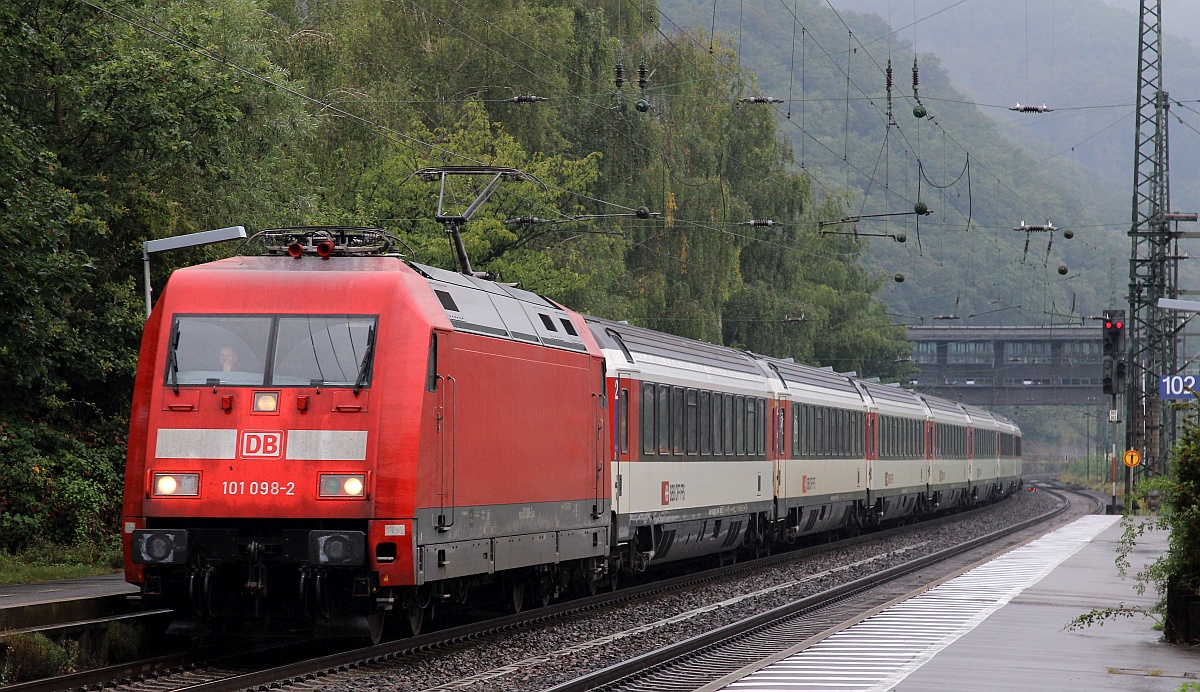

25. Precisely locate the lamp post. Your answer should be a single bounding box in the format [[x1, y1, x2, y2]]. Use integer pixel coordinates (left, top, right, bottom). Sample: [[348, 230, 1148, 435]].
[[143, 226, 246, 317]]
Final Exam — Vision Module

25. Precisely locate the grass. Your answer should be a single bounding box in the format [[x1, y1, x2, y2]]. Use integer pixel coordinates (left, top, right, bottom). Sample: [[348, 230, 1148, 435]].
[[0, 538, 122, 587]]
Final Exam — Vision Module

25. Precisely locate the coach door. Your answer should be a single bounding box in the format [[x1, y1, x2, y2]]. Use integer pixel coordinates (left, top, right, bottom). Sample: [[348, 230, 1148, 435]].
[[592, 358, 606, 519]]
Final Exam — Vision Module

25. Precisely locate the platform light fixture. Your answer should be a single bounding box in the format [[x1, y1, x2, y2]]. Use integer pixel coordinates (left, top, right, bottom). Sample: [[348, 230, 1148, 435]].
[[143, 226, 247, 318]]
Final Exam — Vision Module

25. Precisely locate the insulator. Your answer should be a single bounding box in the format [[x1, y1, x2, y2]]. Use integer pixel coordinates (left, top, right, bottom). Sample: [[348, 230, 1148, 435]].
[[507, 95, 546, 103], [894, 273, 905, 283], [914, 201, 929, 215], [635, 99, 651, 113], [638, 61, 648, 90], [738, 96, 782, 104], [912, 57, 919, 89], [615, 62, 625, 89], [895, 233, 907, 243], [635, 206, 651, 219], [505, 216, 551, 225], [886, 60, 893, 91], [913, 104, 927, 118], [1058, 265, 1069, 275], [1063, 229, 1075, 239], [745, 219, 776, 227]]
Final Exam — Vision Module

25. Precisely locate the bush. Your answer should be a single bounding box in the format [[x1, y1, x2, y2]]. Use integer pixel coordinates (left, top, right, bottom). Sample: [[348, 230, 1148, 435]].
[[0, 632, 72, 683], [0, 420, 124, 552], [105, 621, 144, 664]]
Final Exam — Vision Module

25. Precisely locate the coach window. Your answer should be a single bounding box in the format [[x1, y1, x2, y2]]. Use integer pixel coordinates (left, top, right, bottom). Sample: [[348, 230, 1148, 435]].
[[831, 408, 840, 457], [699, 391, 712, 455], [620, 388, 630, 454], [657, 384, 671, 455], [724, 394, 735, 456], [845, 411, 853, 456], [807, 407, 816, 456], [823, 408, 830, 456], [793, 404, 802, 456], [686, 389, 699, 455], [831, 409, 840, 457], [790, 404, 799, 456], [642, 384, 656, 455], [746, 399, 755, 456], [853, 412, 863, 456], [840, 410, 850, 457], [829, 409, 839, 457], [671, 386, 685, 454], [713, 392, 724, 458], [757, 399, 767, 455], [827, 409, 837, 457], [729, 393, 739, 453]]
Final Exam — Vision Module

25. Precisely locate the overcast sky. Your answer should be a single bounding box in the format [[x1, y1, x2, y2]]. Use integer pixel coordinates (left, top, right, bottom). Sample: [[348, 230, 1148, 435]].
[[825, 0, 1196, 48]]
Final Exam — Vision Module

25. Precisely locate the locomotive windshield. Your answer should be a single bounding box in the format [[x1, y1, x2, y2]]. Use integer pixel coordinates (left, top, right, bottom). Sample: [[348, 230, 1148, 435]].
[[167, 314, 377, 387]]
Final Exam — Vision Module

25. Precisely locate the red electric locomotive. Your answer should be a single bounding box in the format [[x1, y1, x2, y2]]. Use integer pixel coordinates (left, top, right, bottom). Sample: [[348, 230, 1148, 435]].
[[123, 227, 610, 640]]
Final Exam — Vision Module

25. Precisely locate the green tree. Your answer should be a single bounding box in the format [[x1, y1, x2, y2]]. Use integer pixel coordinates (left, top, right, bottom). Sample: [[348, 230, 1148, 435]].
[[0, 0, 312, 550]]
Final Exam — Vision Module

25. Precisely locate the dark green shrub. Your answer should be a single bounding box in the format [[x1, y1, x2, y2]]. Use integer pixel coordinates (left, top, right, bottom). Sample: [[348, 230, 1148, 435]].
[[0, 632, 72, 682], [104, 622, 144, 664], [0, 421, 124, 552]]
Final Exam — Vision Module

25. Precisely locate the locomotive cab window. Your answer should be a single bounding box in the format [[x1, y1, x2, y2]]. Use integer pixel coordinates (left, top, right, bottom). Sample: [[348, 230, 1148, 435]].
[[166, 314, 378, 388]]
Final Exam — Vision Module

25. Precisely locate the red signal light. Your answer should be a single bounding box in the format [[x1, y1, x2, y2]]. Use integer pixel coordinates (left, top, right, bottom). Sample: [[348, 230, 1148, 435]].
[[1105, 321, 1112, 329], [1116, 322, 1123, 329]]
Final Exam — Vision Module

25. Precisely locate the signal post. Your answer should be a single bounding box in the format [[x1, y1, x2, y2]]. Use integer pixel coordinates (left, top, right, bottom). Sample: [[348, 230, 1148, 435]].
[[1102, 310, 1127, 513]]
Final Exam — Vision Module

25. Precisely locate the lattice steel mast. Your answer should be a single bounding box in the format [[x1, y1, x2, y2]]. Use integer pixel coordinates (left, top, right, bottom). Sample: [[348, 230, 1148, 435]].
[[1126, 0, 1178, 479]]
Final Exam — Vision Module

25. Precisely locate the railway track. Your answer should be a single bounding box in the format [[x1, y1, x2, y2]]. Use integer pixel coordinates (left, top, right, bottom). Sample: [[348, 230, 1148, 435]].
[[13, 489, 1074, 692], [547, 484, 1100, 692]]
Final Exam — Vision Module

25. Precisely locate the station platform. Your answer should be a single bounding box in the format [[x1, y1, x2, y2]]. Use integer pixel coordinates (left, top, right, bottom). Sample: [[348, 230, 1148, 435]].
[[0, 572, 139, 633], [717, 514, 1200, 691]]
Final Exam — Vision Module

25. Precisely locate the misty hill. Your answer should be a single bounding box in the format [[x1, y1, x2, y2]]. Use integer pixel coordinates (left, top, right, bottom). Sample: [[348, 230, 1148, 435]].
[[657, 0, 1199, 326]]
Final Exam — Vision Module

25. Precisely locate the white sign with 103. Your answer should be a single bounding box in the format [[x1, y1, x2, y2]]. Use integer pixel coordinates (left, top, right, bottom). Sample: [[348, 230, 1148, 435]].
[[1160, 375, 1199, 400]]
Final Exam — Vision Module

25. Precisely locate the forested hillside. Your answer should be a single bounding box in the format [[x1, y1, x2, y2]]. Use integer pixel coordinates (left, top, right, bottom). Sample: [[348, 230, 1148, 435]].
[[661, 0, 1160, 327], [0, 0, 910, 551]]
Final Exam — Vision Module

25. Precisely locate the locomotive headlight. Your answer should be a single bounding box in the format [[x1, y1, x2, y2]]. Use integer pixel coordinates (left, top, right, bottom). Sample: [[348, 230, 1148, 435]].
[[153, 473, 199, 497], [252, 391, 279, 412], [318, 473, 367, 499]]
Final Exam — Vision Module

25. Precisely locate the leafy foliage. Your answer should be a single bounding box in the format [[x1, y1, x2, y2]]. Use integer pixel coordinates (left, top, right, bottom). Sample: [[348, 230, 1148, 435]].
[[1066, 400, 1200, 636], [1, 0, 914, 552], [0, 632, 73, 683]]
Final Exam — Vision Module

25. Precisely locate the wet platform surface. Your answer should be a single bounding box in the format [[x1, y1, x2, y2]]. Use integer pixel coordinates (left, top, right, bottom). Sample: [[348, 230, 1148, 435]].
[[721, 515, 1200, 691]]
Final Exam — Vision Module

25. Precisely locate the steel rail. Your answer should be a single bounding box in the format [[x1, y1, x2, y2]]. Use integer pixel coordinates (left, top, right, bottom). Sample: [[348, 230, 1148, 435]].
[[545, 486, 1094, 692], [16, 492, 1039, 692]]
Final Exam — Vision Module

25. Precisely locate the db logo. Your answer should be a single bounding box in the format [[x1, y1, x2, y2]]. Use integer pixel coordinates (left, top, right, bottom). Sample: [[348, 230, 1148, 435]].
[[241, 431, 283, 459]]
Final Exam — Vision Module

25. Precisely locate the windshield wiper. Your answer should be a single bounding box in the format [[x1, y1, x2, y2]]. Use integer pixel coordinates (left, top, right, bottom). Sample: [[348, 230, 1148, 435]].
[[165, 328, 181, 393], [166, 329, 181, 394], [353, 324, 376, 395]]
